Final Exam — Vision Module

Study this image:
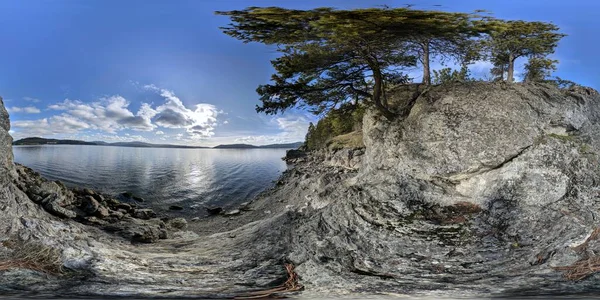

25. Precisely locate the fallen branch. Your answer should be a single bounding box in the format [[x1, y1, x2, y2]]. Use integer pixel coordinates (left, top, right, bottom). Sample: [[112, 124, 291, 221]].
[[234, 264, 303, 299], [554, 256, 600, 281]]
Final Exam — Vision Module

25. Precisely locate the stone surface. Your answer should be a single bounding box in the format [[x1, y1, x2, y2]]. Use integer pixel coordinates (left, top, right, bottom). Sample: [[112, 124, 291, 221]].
[[132, 209, 156, 220], [4, 83, 600, 298], [166, 217, 187, 230], [224, 209, 240, 216]]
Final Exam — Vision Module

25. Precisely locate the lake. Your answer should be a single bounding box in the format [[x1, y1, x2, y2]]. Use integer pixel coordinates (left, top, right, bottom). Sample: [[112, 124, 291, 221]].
[[13, 145, 289, 216]]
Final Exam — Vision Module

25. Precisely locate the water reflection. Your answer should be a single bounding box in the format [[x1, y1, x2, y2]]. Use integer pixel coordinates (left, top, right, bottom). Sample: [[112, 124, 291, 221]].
[[13, 145, 288, 216]]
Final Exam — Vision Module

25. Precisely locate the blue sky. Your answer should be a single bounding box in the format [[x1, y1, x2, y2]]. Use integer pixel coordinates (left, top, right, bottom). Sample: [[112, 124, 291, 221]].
[[1, 0, 596, 146]]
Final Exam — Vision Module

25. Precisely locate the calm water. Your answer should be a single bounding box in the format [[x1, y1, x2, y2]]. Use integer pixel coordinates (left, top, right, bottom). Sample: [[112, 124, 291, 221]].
[[13, 145, 288, 216]]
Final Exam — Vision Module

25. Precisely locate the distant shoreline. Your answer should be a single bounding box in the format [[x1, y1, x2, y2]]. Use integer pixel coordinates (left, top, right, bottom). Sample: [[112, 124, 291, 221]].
[[12, 137, 303, 149], [12, 144, 298, 149]]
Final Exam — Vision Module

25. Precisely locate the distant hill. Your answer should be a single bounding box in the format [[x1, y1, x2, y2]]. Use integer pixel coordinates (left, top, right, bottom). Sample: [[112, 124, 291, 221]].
[[12, 137, 302, 149], [12, 137, 97, 146], [213, 143, 258, 149], [13, 137, 207, 149], [213, 142, 303, 149]]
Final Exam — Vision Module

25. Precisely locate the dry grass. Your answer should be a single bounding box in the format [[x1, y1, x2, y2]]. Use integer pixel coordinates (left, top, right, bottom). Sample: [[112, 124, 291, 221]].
[[554, 256, 600, 281], [0, 239, 64, 275], [554, 227, 600, 280], [327, 131, 364, 150], [234, 264, 303, 299]]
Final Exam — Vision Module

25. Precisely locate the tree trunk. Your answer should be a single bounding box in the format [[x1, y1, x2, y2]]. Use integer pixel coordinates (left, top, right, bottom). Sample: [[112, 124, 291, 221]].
[[373, 70, 395, 121], [422, 42, 431, 85], [507, 53, 515, 83]]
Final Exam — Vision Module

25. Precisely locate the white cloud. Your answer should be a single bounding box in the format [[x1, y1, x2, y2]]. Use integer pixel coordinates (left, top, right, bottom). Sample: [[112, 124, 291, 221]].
[[234, 115, 310, 145], [468, 60, 494, 78], [144, 84, 219, 139], [48, 96, 156, 132], [223, 120, 229, 124], [11, 115, 89, 139], [7, 106, 41, 114], [11, 84, 223, 144], [23, 97, 41, 103], [80, 133, 149, 143]]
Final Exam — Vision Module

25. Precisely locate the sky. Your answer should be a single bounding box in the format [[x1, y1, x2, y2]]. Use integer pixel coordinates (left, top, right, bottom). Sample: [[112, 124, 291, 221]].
[[1, 0, 597, 146]]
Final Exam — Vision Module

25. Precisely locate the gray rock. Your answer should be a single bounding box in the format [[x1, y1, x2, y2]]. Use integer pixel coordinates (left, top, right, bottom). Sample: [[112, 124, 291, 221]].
[[5, 84, 600, 298], [224, 209, 240, 216], [206, 206, 223, 215], [116, 203, 132, 211], [82, 196, 100, 214], [167, 218, 187, 230], [238, 202, 251, 211], [95, 206, 110, 219], [43, 197, 77, 219], [83, 188, 96, 196], [132, 208, 156, 220]]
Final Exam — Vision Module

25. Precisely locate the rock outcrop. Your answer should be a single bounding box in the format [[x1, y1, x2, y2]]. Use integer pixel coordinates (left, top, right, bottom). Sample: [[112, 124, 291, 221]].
[[286, 83, 600, 296], [4, 83, 600, 297]]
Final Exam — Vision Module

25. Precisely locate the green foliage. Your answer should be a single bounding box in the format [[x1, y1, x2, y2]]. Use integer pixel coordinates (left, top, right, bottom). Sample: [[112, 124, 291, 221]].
[[523, 56, 558, 82], [546, 76, 579, 90], [486, 20, 565, 82], [432, 66, 471, 84], [217, 6, 570, 124], [327, 131, 364, 150], [217, 7, 487, 120], [489, 52, 510, 81], [305, 104, 365, 150]]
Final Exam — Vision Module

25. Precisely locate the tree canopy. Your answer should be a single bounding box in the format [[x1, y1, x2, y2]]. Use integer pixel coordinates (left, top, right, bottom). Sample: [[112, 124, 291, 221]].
[[216, 7, 486, 120], [217, 6, 566, 120], [486, 20, 565, 83]]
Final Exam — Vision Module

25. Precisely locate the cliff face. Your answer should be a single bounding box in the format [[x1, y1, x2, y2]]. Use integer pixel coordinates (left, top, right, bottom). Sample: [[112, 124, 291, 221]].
[[286, 83, 600, 295], [0, 97, 15, 179], [3, 83, 600, 297]]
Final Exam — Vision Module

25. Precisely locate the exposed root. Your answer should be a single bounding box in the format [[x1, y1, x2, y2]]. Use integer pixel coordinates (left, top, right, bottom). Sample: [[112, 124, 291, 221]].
[[235, 264, 303, 299]]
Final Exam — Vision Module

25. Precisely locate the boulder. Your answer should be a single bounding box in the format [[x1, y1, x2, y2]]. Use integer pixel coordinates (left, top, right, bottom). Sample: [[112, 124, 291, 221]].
[[83, 188, 95, 195], [132, 209, 156, 220], [168, 205, 184, 211], [82, 196, 100, 214], [95, 206, 110, 219], [206, 206, 223, 215], [116, 203, 132, 212], [166, 218, 187, 230]]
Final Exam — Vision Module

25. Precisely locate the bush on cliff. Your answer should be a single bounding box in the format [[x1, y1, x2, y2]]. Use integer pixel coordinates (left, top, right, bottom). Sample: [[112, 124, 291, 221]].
[[305, 103, 365, 150]]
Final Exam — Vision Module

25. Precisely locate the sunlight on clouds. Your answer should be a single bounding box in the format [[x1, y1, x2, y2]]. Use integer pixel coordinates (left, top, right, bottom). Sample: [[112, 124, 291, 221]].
[[234, 115, 310, 145], [144, 84, 219, 139], [12, 84, 221, 143], [48, 97, 156, 133]]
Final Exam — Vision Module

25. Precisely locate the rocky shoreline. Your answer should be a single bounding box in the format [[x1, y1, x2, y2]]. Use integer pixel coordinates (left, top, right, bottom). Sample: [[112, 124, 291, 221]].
[[14, 163, 187, 243], [4, 83, 600, 298]]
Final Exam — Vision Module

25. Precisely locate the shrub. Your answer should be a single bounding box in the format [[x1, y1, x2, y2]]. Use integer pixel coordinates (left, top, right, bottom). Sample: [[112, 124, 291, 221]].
[[305, 103, 365, 150]]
